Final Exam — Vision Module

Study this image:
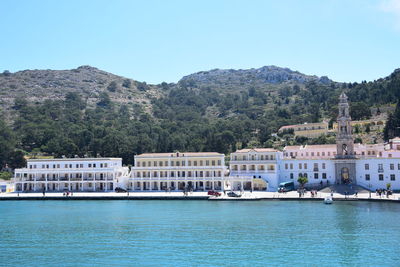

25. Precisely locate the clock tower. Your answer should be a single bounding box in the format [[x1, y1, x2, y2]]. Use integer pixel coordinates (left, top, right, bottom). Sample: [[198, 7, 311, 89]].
[[336, 92, 355, 158], [334, 92, 357, 184]]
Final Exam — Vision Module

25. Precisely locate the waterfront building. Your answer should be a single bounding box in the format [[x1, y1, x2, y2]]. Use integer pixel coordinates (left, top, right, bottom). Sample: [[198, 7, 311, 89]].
[[13, 158, 129, 192], [278, 93, 400, 191], [128, 152, 230, 191], [229, 148, 279, 191]]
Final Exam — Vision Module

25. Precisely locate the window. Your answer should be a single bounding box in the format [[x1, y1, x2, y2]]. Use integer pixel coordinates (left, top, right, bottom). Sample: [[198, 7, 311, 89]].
[[137, 162, 141, 167], [200, 160, 203, 166], [218, 160, 221, 165], [206, 160, 209, 166], [80, 164, 83, 168], [398, 164, 400, 170], [313, 163, 318, 171], [212, 160, 215, 166], [65, 164, 69, 168], [290, 163, 293, 169], [379, 174, 384, 181], [100, 163, 103, 168], [314, 173, 319, 179], [154, 161, 158, 167], [171, 161, 174, 167], [322, 163, 326, 169], [322, 173, 327, 179], [378, 164, 383, 172], [365, 174, 370, 181], [304, 163, 308, 169], [194, 161, 197, 166], [365, 164, 369, 170], [165, 161, 168, 167], [299, 163, 302, 169], [261, 155, 264, 160], [290, 173, 294, 179], [390, 164, 394, 170], [390, 174, 395, 181], [285, 163, 288, 170]]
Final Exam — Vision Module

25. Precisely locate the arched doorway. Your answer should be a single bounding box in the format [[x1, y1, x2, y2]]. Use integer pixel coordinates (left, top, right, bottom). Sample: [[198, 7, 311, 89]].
[[341, 167, 350, 184]]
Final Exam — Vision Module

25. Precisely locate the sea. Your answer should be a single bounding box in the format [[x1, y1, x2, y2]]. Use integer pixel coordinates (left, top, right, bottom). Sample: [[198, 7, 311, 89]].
[[0, 200, 399, 266]]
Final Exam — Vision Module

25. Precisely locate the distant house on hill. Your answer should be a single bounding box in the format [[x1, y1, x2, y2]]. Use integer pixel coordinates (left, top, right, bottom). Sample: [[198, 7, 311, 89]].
[[278, 121, 329, 138]]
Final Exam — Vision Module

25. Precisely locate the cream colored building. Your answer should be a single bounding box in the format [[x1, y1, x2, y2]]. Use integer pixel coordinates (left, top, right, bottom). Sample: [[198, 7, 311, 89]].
[[279, 122, 329, 138], [129, 152, 228, 191], [229, 148, 279, 191]]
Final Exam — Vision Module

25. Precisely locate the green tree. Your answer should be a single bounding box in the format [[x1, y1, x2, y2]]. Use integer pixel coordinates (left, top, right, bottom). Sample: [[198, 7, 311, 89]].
[[107, 81, 118, 92], [297, 176, 308, 189]]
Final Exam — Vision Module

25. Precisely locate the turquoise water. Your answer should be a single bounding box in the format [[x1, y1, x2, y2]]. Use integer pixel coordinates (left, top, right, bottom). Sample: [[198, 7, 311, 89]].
[[1, 201, 400, 267]]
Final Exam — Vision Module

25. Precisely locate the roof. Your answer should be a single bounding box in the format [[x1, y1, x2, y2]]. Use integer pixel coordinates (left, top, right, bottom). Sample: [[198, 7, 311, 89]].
[[136, 152, 224, 158], [234, 148, 278, 153], [27, 158, 122, 162], [284, 144, 336, 151]]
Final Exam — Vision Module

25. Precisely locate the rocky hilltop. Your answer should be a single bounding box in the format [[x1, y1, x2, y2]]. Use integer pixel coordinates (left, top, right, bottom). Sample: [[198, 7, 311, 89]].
[[179, 65, 332, 89], [0, 65, 161, 115]]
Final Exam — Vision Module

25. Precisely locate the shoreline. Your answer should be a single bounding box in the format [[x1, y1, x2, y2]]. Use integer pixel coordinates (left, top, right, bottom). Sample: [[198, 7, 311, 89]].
[[1, 191, 399, 202]]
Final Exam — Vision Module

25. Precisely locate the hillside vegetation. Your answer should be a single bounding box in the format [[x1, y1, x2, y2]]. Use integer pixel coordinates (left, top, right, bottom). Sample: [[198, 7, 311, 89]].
[[0, 65, 399, 168]]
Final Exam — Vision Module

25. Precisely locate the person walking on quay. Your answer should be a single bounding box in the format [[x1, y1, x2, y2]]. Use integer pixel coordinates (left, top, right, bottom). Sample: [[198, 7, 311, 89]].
[[42, 188, 45, 197]]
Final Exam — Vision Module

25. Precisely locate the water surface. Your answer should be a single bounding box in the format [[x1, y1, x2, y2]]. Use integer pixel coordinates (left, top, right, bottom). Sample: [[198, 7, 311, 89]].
[[1, 200, 399, 266]]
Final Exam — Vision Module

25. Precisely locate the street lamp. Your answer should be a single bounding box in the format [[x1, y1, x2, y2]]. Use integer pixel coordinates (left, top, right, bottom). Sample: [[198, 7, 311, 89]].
[[368, 183, 371, 198]]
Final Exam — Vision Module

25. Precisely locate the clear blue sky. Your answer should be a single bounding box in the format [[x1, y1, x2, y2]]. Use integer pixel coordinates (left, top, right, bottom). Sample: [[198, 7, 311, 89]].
[[1, 0, 400, 84]]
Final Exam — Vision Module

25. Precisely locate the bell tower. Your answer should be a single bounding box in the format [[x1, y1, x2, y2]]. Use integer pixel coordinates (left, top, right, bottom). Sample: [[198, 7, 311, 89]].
[[334, 92, 357, 185], [336, 92, 354, 158]]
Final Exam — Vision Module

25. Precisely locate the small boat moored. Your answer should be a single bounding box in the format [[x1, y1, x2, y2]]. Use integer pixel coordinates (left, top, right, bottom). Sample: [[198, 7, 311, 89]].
[[324, 196, 333, 204]]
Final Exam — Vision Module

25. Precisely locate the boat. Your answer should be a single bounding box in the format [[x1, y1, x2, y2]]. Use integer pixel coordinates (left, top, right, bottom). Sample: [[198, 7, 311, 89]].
[[324, 196, 333, 204]]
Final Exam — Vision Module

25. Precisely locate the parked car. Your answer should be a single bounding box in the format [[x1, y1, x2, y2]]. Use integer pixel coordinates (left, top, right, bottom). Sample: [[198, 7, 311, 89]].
[[207, 190, 221, 197], [227, 191, 241, 197], [115, 187, 128, 193]]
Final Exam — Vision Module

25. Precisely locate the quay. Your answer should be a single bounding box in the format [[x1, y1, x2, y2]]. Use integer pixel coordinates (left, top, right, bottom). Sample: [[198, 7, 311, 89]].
[[1, 191, 400, 202]]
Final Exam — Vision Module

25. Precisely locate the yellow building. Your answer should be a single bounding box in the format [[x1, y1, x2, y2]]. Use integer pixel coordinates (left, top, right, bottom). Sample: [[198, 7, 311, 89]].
[[279, 122, 329, 138], [129, 152, 227, 191]]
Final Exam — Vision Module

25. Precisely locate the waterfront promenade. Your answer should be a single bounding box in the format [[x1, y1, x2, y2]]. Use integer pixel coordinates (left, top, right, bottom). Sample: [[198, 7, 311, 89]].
[[1, 191, 399, 202]]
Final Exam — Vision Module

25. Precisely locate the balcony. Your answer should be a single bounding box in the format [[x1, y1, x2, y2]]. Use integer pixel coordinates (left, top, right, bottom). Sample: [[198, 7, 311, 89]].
[[378, 169, 384, 173]]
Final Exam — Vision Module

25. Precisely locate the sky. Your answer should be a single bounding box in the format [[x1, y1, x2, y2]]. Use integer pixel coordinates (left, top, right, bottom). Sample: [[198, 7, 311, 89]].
[[1, 0, 400, 84]]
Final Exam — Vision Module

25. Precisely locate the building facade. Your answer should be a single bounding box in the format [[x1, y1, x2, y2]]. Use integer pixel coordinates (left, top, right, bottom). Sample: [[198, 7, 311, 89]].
[[277, 93, 400, 190], [13, 158, 129, 192], [229, 148, 279, 191], [278, 121, 329, 138], [128, 152, 228, 191]]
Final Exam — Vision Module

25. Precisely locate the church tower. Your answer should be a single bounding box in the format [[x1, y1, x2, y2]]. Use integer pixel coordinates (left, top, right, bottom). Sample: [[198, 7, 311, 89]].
[[336, 92, 355, 158], [334, 92, 357, 185]]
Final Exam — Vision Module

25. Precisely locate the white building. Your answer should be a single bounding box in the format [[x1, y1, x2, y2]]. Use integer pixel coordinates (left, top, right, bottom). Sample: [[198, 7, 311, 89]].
[[128, 152, 229, 191], [13, 158, 130, 192], [277, 93, 400, 191], [229, 148, 279, 191]]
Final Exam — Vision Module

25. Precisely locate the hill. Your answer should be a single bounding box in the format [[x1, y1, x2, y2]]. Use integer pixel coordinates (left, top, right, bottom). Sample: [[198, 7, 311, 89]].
[[0, 65, 161, 118], [0, 65, 399, 168]]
